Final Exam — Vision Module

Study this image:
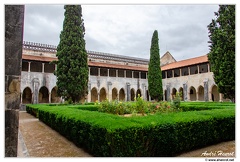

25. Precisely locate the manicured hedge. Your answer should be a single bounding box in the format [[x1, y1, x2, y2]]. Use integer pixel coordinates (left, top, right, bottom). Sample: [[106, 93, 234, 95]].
[[26, 104, 44, 117], [180, 102, 234, 111], [30, 104, 235, 157], [67, 105, 99, 111], [26, 104, 99, 117]]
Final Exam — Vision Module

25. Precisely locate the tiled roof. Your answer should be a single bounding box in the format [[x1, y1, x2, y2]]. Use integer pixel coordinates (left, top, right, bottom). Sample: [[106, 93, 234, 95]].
[[22, 54, 209, 72], [88, 61, 148, 71], [22, 54, 57, 62], [22, 54, 148, 71], [161, 55, 209, 71]]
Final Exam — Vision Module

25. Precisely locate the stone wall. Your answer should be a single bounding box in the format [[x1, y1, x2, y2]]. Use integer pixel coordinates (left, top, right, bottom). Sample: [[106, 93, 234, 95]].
[[162, 72, 216, 101], [21, 71, 149, 103]]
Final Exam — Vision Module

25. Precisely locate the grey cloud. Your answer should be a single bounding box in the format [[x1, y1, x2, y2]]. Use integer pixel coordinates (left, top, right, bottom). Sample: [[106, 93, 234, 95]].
[[23, 4, 219, 61]]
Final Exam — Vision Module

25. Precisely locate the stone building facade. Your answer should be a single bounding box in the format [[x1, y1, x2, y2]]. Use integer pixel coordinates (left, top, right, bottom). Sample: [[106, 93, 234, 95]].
[[20, 41, 228, 105]]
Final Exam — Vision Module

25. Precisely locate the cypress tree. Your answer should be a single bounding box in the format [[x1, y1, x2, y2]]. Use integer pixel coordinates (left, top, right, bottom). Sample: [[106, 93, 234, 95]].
[[148, 30, 163, 101], [54, 5, 88, 103], [208, 5, 235, 102]]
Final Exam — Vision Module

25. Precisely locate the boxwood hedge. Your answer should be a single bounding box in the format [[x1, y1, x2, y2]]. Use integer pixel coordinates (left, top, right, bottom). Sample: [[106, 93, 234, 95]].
[[26, 103, 235, 157], [180, 102, 234, 111]]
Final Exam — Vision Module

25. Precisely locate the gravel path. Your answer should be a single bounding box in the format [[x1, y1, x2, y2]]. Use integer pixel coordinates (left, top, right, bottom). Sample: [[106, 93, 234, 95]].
[[17, 111, 235, 157]]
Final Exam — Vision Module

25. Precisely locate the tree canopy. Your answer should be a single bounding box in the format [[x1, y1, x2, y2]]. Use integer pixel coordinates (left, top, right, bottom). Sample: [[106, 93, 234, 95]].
[[207, 5, 235, 101], [54, 5, 88, 103], [148, 30, 163, 101]]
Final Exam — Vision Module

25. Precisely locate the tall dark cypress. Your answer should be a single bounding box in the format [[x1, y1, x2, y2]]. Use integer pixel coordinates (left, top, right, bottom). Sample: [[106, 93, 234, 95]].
[[148, 30, 163, 101], [54, 5, 88, 103], [208, 5, 235, 102]]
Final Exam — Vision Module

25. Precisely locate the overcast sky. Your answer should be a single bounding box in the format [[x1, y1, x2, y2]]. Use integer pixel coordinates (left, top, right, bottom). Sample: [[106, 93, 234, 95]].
[[23, 4, 219, 61]]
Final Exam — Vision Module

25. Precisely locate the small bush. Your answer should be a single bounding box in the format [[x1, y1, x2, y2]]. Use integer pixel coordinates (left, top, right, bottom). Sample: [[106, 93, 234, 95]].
[[135, 94, 147, 115], [171, 92, 182, 110]]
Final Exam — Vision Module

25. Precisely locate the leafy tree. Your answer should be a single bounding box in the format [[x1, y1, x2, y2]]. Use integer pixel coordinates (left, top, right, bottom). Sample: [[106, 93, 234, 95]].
[[54, 5, 88, 103], [208, 5, 235, 102], [148, 30, 163, 101]]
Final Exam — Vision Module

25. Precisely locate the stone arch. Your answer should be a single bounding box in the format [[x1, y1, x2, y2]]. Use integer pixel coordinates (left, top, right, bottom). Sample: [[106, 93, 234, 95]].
[[119, 88, 125, 101], [112, 88, 118, 101], [212, 85, 219, 102], [130, 88, 135, 101], [172, 88, 177, 99], [178, 87, 183, 101], [51, 86, 60, 103], [189, 86, 196, 101], [91, 87, 98, 102], [100, 87, 107, 102], [136, 89, 141, 98], [39, 86, 49, 103], [22, 87, 32, 104], [198, 85, 204, 101]]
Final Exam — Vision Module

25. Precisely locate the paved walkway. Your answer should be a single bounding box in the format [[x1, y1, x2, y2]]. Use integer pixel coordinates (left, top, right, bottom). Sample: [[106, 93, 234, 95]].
[[17, 111, 91, 157], [17, 111, 235, 157]]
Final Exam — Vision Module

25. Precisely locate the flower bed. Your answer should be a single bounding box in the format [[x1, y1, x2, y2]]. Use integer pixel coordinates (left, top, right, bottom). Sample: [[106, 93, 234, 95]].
[[98, 96, 177, 116]]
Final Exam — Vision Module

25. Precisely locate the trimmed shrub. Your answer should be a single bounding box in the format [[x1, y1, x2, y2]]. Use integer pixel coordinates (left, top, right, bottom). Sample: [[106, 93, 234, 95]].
[[180, 102, 234, 111], [28, 104, 235, 157], [68, 105, 99, 111]]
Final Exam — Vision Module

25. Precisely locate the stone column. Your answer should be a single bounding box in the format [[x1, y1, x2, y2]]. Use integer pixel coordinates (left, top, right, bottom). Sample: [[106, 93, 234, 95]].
[[142, 83, 146, 100], [209, 91, 212, 102], [179, 69, 182, 76], [172, 70, 174, 78], [97, 80, 100, 101], [49, 93, 51, 103], [107, 82, 112, 101], [163, 90, 165, 101], [97, 92, 100, 102], [107, 69, 109, 77], [197, 65, 200, 74], [28, 62, 31, 72], [188, 67, 190, 75], [204, 79, 209, 101], [139, 72, 141, 79], [126, 82, 130, 101], [32, 78, 40, 104], [219, 93, 223, 102], [207, 63, 210, 72], [124, 70, 126, 78], [88, 83, 91, 102], [20, 92, 23, 104], [116, 70, 118, 77], [42, 63, 45, 73], [132, 71, 134, 78], [183, 82, 188, 101], [166, 84, 170, 101], [5, 5, 24, 157], [98, 68, 100, 77]]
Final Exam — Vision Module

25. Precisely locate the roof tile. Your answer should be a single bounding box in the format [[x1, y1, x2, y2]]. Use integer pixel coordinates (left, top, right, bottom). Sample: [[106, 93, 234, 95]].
[[161, 55, 208, 71]]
